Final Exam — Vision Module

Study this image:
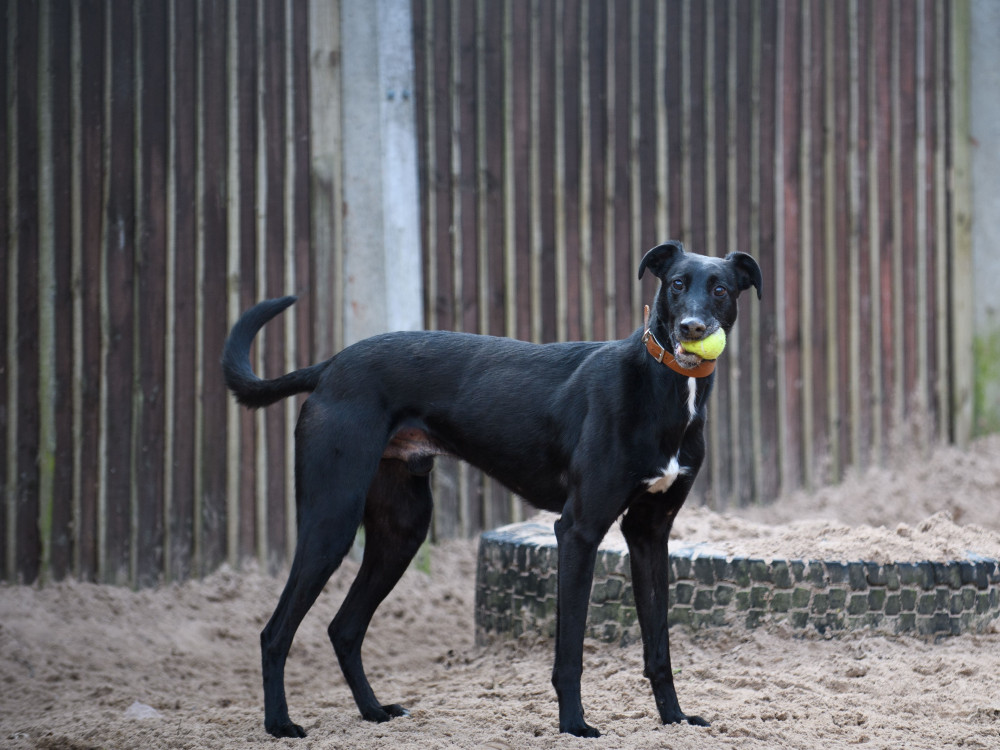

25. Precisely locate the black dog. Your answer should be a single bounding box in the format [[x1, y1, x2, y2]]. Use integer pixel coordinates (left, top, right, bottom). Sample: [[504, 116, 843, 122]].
[[222, 241, 762, 738]]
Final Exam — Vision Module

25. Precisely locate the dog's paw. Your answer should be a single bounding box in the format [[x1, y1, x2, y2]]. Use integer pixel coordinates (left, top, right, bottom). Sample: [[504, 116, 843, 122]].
[[560, 721, 601, 738], [361, 703, 410, 723], [661, 710, 710, 728], [265, 718, 307, 738]]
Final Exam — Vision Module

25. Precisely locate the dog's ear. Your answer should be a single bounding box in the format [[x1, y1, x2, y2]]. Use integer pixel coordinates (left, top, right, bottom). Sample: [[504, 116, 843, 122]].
[[725, 252, 763, 300], [638, 241, 685, 280]]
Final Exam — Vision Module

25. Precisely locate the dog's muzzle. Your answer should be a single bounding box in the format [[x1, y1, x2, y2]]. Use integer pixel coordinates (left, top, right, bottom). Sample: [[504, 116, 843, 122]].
[[642, 329, 716, 378]]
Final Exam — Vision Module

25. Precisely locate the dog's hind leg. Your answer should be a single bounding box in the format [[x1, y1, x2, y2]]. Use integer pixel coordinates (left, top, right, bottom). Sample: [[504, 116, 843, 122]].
[[329, 458, 433, 723], [262, 523, 360, 737], [551, 507, 609, 738], [261, 408, 385, 738]]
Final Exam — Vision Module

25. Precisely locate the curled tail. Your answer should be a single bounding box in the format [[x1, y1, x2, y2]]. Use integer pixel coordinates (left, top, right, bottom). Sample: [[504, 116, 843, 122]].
[[222, 296, 327, 409]]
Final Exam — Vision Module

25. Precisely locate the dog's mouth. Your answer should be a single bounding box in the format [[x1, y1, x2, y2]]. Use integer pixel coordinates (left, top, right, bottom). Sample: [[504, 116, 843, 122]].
[[672, 342, 705, 369]]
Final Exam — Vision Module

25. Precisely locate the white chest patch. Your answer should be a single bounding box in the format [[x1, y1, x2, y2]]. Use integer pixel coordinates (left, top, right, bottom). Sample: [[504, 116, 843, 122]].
[[687, 377, 698, 421], [645, 455, 688, 494]]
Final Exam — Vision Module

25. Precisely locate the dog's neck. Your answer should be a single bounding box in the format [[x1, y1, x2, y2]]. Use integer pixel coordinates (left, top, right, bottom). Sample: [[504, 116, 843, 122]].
[[641, 305, 717, 378]]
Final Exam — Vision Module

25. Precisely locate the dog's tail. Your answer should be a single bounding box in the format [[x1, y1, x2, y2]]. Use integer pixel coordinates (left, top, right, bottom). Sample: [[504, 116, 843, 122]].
[[222, 296, 327, 409]]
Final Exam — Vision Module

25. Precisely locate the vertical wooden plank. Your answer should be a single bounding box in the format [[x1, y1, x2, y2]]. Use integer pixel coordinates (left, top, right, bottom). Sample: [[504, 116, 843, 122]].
[[225, 0, 242, 570], [527, 0, 542, 343], [831, 0, 851, 480], [309, 0, 342, 363], [610, 0, 630, 339], [846, 0, 865, 472], [871, 0, 892, 463], [578, 0, 593, 341], [854, 0, 875, 470], [932, 0, 950, 442], [637, 0, 659, 325], [281, 0, 296, 562], [199, 0, 230, 574], [780, 0, 803, 493], [806, 0, 829, 480], [797, 0, 815, 489], [262, 0, 288, 568], [664, 1, 683, 258], [413, 0, 430, 332], [15, 0, 42, 582], [897, 0, 920, 425], [536, 0, 557, 342], [949, 0, 973, 446], [918, 0, 935, 431], [455, 0, 477, 338], [291, 0, 312, 554], [553, 0, 567, 342], [887, 0, 905, 447], [584, 0, 606, 342], [686, 0, 705, 255], [236, 0, 259, 562], [252, 0, 270, 566], [37, 0, 57, 583], [134, 0, 168, 586], [45, 0, 76, 581], [734, 0, 759, 503], [101, 0, 135, 584], [512, 0, 533, 343], [13, 0, 43, 583], [0, 0, 10, 580], [167, 0, 197, 582], [761, 4, 780, 502], [75, 0, 106, 581], [756, 0, 781, 500], [559, 0, 581, 342], [637, 0, 657, 266], [432, 0, 455, 334]]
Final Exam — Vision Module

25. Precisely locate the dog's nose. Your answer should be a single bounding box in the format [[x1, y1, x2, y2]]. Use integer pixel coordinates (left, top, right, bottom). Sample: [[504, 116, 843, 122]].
[[679, 318, 706, 340]]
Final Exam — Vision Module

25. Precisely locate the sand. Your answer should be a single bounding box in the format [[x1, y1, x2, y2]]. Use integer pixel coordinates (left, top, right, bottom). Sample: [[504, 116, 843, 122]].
[[2, 434, 999, 750]]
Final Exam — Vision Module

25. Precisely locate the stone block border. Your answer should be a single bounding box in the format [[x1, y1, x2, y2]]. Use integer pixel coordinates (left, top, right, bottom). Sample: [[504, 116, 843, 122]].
[[475, 521, 1000, 645]]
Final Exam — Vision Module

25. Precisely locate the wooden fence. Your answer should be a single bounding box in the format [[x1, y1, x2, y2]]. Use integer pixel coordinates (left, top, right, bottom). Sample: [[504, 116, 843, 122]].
[[412, 0, 966, 537], [2, 0, 971, 586], [2, 0, 323, 585]]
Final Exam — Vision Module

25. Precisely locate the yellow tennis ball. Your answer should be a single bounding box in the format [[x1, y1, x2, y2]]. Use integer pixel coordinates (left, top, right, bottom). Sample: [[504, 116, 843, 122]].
[[680, 328, 726, 360]]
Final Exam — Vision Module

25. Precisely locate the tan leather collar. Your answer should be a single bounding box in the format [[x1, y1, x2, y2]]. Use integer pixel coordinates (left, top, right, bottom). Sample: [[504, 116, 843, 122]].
[[642, 329, 716, 377]]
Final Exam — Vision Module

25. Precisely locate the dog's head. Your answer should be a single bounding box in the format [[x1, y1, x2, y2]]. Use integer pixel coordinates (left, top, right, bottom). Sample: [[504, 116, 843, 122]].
[[638, 241, 762, 369]]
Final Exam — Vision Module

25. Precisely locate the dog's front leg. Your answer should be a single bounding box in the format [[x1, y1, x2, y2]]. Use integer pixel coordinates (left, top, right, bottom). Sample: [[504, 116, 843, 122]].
[[620, 498, 709, 728], [551, 511, 604, 737]]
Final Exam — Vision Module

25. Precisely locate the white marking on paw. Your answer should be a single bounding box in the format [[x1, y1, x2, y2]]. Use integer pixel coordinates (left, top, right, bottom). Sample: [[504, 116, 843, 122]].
[[687, 377, 698, 421], [645, 456, 688, 494]]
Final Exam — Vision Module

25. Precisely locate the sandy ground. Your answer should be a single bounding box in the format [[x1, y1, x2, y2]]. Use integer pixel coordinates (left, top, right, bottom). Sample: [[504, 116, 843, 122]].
[[2, 434, 999, 750]]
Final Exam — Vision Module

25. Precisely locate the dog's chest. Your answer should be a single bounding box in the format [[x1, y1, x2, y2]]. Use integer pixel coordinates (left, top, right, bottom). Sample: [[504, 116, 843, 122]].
[[643, 377, 700, 494]]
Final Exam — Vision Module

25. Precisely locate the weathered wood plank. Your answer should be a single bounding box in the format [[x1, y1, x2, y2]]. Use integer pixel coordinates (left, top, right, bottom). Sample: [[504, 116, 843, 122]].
[[0, 0, 10, 581], [47, 0, 76, 581], [101, 0, 136, 585], [134, 0, 168, 587], [75, 0, 106, 581], [262, 0, 288, 570], [167, 0, 198, 582], [236, 0, 259, 563]]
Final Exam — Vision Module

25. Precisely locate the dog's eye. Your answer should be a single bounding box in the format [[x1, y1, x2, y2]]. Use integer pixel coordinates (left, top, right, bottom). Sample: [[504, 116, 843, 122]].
[[671, 279, 685, 292], [713, 285, 728, 298]]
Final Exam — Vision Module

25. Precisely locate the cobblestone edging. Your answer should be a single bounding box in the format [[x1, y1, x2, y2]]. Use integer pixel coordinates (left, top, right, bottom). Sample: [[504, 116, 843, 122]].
[[475, 521, 1000, 645]]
